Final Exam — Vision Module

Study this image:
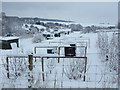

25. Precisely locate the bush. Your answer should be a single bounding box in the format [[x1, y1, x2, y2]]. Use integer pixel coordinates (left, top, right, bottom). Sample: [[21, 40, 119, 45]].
[[32, 33, 45, 43], [97, 31, 118, 72]]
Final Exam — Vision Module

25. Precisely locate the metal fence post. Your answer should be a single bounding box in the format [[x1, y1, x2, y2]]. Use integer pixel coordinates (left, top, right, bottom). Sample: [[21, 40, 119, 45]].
[[41, 57, 45, 81], [58, 47, 60, 63], [83, 57, 87, 81], [6, 57, 9, 78], [85, 46, 87, 57], [34, 47, 36, 54]]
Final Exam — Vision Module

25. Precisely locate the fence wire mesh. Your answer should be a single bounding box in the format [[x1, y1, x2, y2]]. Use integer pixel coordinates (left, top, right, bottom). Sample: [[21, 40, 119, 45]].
[[0, 54, 118, 88]]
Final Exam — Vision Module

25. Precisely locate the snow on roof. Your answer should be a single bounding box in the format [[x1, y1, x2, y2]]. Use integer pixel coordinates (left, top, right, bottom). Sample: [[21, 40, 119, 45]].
[[0, 36, 19, 40], [22, 24, 46, 30], [42, 31, 51, 34], [33, 25, 46, 29], [59, 29, 71, 32]]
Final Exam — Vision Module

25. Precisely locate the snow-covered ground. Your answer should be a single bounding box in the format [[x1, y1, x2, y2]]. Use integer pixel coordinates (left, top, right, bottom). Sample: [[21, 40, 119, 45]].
[[0, 29, 118, 88]]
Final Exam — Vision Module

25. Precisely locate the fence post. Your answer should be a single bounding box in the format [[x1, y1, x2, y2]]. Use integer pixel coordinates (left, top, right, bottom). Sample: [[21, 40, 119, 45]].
[[58, 47, 60, 63], [89, 38, 90, 48], [28, 55, 34, 88], [34, 47, 36, 54], [85, 46, 87, 57], [28, 55, 33, 71], [41, 57, 45, 81], [34, 47, 37, 62], [6, 57, 9, 78], [83, 57, 87, 81]]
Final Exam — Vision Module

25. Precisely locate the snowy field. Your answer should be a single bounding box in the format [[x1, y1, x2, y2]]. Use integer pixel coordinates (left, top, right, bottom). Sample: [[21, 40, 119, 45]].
[[0, 29, 118, 88]]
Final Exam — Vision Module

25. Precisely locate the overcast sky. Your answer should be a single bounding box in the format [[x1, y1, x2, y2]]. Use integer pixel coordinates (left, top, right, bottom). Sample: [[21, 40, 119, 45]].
[[2, 2, 118, 24]]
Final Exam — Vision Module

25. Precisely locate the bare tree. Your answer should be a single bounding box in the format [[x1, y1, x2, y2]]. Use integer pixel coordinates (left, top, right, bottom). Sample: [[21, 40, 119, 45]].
[[47, 58, 56, 74], [64, 58, 85, 80]]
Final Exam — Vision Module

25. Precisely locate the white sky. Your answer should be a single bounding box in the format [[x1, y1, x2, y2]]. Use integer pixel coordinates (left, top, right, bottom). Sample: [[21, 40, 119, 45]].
[[1, 1, 118, 25], [1, 0, 120, 2]]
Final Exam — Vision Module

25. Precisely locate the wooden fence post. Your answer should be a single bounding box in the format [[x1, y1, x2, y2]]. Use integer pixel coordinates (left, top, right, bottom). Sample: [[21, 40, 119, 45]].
[[41, 57, 45, 81], [6, 57, 9, 78], [28, 55, 34, 88], [83, 57, 87, 81], [28, 55, 33, 71]]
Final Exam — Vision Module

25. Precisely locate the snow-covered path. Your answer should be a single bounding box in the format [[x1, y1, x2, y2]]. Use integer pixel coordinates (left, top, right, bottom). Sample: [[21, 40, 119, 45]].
[[84, 33, 104, 88]]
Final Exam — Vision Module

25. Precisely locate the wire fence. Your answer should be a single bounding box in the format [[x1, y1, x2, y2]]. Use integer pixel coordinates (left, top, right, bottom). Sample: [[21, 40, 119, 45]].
[[0, 55, 118, 88]]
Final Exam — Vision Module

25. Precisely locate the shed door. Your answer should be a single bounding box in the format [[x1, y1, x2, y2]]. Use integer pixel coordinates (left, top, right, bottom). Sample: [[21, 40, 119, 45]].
[[11, 43, 18, 49]]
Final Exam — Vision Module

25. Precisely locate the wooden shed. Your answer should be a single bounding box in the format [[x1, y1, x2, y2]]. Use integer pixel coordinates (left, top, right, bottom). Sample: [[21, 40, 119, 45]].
[[0, 37, 19, 50]]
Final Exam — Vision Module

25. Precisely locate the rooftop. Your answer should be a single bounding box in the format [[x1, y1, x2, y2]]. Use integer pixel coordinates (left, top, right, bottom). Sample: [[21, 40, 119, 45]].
[[0, 36, 19, 41]]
